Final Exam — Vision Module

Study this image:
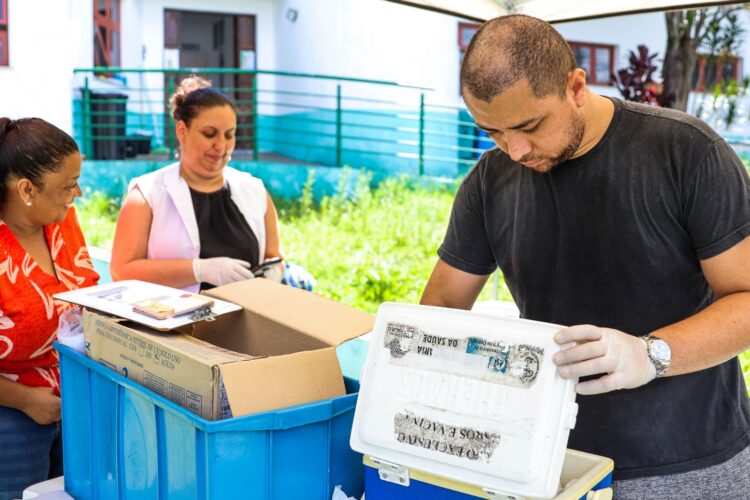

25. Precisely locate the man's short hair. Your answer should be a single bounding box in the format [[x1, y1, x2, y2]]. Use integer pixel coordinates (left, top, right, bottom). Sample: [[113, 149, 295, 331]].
[[461, 15, 577, 102]]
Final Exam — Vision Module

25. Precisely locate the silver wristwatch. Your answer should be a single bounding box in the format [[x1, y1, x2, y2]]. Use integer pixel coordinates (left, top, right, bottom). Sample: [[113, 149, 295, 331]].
[[640, 335, 672, 378]]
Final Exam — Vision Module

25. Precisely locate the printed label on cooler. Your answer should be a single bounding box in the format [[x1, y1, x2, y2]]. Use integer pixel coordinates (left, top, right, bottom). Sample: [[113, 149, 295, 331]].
[[384, 321, 544, 389]]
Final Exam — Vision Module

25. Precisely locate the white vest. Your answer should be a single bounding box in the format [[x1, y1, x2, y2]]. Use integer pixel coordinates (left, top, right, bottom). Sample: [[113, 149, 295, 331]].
[[129, 162, 267, 292]]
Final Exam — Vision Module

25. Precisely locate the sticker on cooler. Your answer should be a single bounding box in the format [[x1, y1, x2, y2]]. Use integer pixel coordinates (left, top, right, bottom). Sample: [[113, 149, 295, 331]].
[[394, 409, 501, 462], [384, 321, 544, 389]]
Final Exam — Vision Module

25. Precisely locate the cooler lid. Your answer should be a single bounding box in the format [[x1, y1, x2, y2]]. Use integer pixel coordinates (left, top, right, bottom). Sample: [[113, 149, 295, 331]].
[[350, 303, 577, 499]]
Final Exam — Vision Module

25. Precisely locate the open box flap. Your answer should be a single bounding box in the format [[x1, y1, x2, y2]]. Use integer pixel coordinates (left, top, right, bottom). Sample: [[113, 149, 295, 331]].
[[219, 346, 345, 417], [205, 279, 374, 346]]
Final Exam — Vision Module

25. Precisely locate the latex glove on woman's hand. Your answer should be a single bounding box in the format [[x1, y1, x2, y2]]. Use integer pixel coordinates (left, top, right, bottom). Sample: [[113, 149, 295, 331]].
[[258, 259, 284, 283], [192, 257, 254, 287], [553, 324, 656, 395]]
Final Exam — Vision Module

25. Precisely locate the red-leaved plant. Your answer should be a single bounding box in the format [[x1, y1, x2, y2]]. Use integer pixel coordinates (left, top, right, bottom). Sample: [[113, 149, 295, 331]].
[[613, 45, 661, 105]]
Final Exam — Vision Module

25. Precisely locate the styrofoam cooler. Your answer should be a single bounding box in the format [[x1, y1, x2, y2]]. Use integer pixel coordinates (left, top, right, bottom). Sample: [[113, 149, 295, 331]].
[[55, 343, 364, 500], [351, 303, 613, 500]]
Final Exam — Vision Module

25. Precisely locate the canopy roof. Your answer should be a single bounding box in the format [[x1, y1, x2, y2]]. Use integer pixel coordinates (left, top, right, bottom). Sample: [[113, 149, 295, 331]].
[[385, 0, 741, 23]]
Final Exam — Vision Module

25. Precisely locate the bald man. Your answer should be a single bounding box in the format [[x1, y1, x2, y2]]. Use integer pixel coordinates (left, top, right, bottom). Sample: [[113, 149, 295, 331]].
[[421, 15, 750, 499]]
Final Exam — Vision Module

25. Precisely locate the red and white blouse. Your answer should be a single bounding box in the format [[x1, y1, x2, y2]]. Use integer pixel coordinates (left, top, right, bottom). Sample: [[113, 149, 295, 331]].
[[0, 207, 99, 395]]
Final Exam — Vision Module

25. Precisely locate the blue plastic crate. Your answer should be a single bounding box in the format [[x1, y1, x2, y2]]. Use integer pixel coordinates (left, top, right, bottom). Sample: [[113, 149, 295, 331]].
[[56, 343, 364, 500]]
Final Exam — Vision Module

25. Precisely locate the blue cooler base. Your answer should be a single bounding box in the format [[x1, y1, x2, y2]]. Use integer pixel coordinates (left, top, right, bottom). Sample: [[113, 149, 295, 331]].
[[56, 343, 364, 500], [364, 460, 613, 499], [366, 466, 479, 499]]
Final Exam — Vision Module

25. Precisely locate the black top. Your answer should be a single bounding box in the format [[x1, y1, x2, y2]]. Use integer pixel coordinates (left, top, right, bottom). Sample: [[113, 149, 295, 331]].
[[439, 98, 750, 479], [190, 184, 260, 289]]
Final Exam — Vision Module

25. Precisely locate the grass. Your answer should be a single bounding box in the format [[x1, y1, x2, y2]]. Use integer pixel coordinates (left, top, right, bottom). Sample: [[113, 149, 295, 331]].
[[275, 171, 511, 313], [75, 171, 750, 394]]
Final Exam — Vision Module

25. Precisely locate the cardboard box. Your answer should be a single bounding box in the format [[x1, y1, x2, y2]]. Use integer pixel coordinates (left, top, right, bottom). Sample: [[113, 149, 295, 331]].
[[83, 279, 374, 420]]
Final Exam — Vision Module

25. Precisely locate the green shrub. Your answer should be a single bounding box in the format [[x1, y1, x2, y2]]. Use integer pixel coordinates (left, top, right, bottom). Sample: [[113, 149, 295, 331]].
[[276, 170, 512, 312], [741, 351, 750, 391], [75, 190, 120, 250]]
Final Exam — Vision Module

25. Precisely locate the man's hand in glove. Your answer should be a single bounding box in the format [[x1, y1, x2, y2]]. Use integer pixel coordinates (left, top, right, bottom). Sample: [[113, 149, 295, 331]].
[[553, 324, 656, 395]]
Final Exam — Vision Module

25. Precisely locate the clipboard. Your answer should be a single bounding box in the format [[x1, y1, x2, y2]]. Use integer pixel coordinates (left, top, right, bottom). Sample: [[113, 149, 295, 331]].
[[54, 280, 242, 331]]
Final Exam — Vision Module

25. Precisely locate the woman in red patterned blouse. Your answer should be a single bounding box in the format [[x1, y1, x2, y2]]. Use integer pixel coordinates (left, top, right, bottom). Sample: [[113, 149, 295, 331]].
[[0, 117, 99, 499]]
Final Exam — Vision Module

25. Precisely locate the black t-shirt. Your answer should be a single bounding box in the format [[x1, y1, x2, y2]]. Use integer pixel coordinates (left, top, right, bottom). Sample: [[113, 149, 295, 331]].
[[190, 184, 260, 290], [439, 98, 750, 479]]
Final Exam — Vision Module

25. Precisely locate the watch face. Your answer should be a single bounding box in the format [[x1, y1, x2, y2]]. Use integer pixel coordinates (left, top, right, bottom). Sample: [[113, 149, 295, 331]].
[[651, 339, 671, 363]]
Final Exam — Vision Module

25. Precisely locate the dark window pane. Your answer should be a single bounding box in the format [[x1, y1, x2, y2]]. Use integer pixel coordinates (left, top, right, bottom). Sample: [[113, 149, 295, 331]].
[[212, 20, 223, 50], [237, 16, 254, 50], [595, 48, 611, 84], [0, 32, 5, 66], [111, 31, 119, 66], [94, 33, 107, 66], [704, 60, 717, 89], [691, 60, 701, 89], [575, 47, 591, 76], [164, 11, 180, 48], [97, 0, 106, 17], [722, 61, 736, 83]]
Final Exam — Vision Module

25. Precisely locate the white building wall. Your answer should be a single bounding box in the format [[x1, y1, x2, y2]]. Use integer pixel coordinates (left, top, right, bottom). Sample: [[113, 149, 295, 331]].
[[271, 0, 460, 107], [0, 0, 91, 131]]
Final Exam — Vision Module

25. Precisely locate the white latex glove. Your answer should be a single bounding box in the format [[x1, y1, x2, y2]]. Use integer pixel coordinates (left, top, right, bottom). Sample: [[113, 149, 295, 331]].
[[553, 324, 656, 395], [259, 260, 284, 283], [192, 257, 254, 287]]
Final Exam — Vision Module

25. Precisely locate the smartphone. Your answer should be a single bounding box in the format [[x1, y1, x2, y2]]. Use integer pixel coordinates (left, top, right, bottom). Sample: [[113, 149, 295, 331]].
[[251, 257, 283, 277]]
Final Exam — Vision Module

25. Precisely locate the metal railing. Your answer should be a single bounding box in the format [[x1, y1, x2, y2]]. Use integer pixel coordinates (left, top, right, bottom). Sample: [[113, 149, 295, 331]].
[[72, 67, 494, 177]]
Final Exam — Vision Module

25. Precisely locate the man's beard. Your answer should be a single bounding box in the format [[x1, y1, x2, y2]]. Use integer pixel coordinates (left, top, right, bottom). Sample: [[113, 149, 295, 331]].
[[520, 112, 586, 173], [553, 111, 586, 168]]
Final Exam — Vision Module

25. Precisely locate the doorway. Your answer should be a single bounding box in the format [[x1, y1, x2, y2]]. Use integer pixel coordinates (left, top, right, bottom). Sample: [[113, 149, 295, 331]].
[[164, 9, 256, 154]]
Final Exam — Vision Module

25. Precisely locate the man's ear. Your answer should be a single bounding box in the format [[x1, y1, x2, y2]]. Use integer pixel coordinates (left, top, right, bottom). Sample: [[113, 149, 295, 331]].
[[568, 68, 587, 106]]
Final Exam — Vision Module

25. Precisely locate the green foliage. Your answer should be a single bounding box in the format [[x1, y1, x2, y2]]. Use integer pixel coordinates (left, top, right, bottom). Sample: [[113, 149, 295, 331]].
[[741, 351, 750, 396], [277, 170, 510, 313], [75, 190, 120, 250]]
